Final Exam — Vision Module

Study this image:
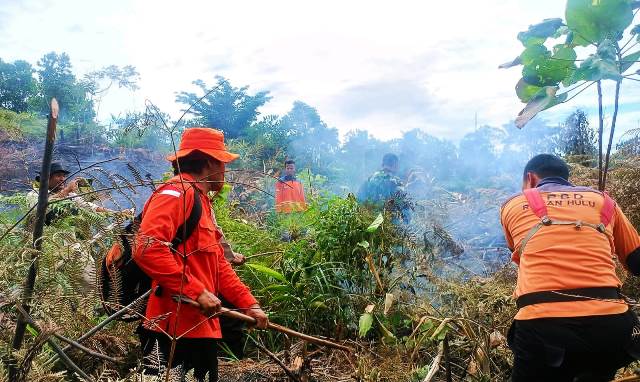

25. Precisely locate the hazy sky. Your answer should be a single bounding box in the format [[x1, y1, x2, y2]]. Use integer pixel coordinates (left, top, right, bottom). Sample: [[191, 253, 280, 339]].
[[1, 0, 639, 142]]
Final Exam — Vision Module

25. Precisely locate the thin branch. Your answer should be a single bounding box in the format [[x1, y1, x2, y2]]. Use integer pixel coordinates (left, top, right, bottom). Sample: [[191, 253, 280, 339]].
[[53, 334, 121, 363], [560, 81, 596, 104], [172, 83, 224, 130], [621, 8, 640, 54], [603, 79, 622, 189], [597, 81, 605, 191], [547, 57, 584, 62], [621, 36, 638, 54], [63, 157, 121, 183], [248, 335, 302, 382], [422, 341, 444, 382]]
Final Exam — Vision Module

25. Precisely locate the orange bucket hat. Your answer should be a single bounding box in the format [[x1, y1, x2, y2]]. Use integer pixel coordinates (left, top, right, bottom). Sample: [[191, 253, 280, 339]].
[[166, 127, 239, 163]]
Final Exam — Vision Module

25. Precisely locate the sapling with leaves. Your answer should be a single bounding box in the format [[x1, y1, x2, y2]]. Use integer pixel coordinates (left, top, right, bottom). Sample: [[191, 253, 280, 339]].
[[501, 0, 640, 190]]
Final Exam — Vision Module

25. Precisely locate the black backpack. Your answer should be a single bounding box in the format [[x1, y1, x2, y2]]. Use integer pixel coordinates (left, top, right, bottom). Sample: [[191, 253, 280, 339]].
[[98, 188, 203, 321]]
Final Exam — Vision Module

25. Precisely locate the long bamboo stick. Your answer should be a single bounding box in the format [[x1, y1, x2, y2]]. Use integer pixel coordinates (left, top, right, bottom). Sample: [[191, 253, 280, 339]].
[[173, 296, 352, 352]]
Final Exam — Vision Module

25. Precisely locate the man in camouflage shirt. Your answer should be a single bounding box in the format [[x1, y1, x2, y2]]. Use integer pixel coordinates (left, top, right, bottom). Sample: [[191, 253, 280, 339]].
[[358, 153, 412, 224], [357, 153, 403, 204]]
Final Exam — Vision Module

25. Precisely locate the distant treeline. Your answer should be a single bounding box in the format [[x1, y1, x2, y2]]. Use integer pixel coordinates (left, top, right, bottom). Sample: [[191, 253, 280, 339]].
[[3, 51, 638, 195]]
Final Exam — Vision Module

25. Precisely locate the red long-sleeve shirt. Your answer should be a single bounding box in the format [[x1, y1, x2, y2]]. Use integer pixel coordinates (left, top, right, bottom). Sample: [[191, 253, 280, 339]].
[[133, 174, 257, 338]]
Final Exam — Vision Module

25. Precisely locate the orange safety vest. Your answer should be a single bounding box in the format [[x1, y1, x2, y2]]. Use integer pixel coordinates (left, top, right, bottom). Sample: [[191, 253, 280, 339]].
[[501, 184, 635, 320], [275, 179, 306, 213]]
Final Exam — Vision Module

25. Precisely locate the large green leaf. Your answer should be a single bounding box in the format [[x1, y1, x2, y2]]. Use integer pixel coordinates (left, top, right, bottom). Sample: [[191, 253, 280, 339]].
[[570, 52, 622, 81], [521, 44, 576, 87], [520, 45, 551, 66], [515, 86, 567, 128], [376, 316, 397, 343], [366, 213, 384, 233], [246, 263, 287, 282], [553, 44, 578, 62], [566, 0, 634, 46], [359, 312, 374, 337], [518, 18, 565, 46], [498, 56, 522, 69], [550, 44, 578, 80], [516, 78, 543, 103], [621, 50, 640, 72]]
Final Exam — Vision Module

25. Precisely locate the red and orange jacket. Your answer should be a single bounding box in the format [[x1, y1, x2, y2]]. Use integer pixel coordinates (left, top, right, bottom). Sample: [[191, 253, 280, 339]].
[[275, 177, 306, 213], [501, 177, 640, 320], [133, 174, 257, 338]]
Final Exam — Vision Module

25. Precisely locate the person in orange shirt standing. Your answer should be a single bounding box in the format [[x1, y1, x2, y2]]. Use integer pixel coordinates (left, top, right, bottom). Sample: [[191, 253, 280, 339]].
[[501, 154, 640, 382], [275, 159, 307, 213], [133, 128, 268, 381]]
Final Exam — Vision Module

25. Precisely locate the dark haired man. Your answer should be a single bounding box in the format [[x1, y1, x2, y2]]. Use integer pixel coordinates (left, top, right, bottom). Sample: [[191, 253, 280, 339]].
[[501, 154, 640, 381], [134, 127, 267, 381], [275, 159, 306, 213], [27, 162, 117, 219], [357, 153, 402, 204], [357, 153, 411, 223]]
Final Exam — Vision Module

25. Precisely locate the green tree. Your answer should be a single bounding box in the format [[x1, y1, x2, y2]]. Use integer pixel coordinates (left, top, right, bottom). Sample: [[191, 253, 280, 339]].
[[175, 76, 271, 139], [34, 52, 95, 124], [501, 0, 640, 189], [242, 114, 288, 167], [0, 59, 36, 112], [557, 109, 596, 158], [616, 132, 640, 157], [106, 109, 171, 151], [83, 64, 140, 115], [280, 101, 339, 176]]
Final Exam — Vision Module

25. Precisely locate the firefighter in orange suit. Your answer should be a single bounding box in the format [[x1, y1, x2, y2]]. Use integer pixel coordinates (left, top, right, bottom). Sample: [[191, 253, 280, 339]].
[[501, 154, 640, 382], [275, 159, 306, 213], [133, 127, 268, 381]]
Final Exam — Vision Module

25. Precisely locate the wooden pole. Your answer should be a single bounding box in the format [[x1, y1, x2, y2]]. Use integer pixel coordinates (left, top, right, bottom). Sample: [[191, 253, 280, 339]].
[[173, 296, 352, 352], [443, 334, 452, 382], [10, 99, 59, 380]]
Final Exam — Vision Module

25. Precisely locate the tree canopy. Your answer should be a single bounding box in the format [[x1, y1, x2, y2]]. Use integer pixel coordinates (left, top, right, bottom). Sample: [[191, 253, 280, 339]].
[[175, 76, 271, 139]]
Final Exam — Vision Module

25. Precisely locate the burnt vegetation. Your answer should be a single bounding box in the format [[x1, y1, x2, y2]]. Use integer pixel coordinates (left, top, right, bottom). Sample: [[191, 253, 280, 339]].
[[3, 9, 640, 379]]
